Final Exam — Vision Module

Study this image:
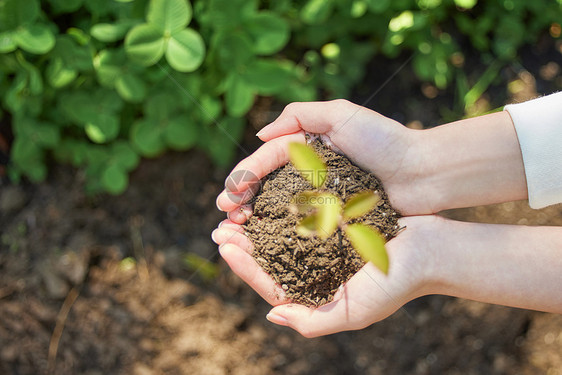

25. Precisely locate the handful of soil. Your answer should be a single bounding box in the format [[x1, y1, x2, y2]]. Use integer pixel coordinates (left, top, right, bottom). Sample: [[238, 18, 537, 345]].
[[244, 140, 401, 306]]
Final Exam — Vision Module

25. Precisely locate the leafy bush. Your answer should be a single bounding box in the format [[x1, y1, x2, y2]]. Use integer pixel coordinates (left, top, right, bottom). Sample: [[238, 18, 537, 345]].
[[0, 0, 559, 193]]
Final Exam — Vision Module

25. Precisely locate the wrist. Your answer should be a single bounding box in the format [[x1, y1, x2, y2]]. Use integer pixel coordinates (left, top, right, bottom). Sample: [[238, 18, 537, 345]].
[[415, 111, 527, 212]]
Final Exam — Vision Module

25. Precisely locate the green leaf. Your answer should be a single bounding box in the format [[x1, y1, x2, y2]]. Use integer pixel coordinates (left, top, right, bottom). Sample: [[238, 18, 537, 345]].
[[301, 0, 334, 25], [111, 142, 139, 171], [16, 53, 43, 94], [10, 138, 46, 182], [125, 24, 166, 66], [166, 28, 205, 72], [34, 122, 60, 147], [288, 142, 327, 188], [85, 114, 120, 144], [94, 49, 125, 87], [243, 59, 291, 94], [0, 0, 40, 30], [454, 0, 477, 9], [343, 191, 380, 221], [53, 35, 93, 71], [46, 58, 77, 88], [4, 73, 28, 113], [101, 164, 128, 195], [245, 12, 290, 55], [224, 74, 255, 117], [0, 32, 16, 53], [345, 223, 389, 274], [164, 115, 198, 150], [91, 22, 133, 42], [13, 24, 56, 54], [315, 193, 341, 239], [130, 119, 165, 157], [147, 0, 192, 34], [115, 73, 147, 103]]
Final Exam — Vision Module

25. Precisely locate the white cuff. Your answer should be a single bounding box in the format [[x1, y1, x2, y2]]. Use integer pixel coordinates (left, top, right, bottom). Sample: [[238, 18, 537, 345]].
[[504, 92, 562, 209]]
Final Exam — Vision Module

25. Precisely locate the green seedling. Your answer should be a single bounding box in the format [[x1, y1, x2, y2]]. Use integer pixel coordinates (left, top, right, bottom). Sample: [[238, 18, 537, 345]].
[[288, 142, 390, 274]]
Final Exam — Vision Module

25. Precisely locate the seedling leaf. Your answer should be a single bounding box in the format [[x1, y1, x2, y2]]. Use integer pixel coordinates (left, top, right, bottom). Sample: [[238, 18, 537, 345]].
[[288, 142, 327, 188], [343, 191, 380, 221], [316, 193, 341, 239], [345, 223, 389, 274]]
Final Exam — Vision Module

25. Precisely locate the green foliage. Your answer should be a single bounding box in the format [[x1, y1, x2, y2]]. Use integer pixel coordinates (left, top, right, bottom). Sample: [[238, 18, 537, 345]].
[[289, 142, 388, 273], [0, 0, 559, 193]]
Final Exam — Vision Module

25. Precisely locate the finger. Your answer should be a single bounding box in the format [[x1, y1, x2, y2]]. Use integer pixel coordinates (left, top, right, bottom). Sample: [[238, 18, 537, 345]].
[[257, 100, 359, 142], [218, 220, 245, 233], [219, 244, 289, 306], [211, 228, 253, 253], [216, 133, 305, 212], [226, 204, 253, 224], [266, 263, 400, 338]]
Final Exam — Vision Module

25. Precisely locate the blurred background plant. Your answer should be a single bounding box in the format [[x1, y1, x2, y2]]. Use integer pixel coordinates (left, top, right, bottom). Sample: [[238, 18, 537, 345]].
[[0, 0, 560, 194]]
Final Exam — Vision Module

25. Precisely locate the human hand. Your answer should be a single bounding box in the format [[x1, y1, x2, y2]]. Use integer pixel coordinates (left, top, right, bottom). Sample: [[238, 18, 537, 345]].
[[213, 100, 531, 337], [212, 215, 437, 337], [216, 99, 434, 220]]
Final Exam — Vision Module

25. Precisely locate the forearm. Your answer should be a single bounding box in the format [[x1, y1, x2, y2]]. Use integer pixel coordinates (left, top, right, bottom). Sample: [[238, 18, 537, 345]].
[[426, 218, 562, 313], [416, 111, 527, 212]]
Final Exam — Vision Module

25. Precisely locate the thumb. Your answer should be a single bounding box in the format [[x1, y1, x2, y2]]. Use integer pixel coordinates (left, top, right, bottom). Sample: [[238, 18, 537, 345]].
[[257, 100, 359, 142]]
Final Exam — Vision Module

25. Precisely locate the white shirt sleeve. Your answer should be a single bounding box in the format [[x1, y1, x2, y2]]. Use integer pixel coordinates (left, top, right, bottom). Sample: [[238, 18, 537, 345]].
[[504, 91, 562, 209]]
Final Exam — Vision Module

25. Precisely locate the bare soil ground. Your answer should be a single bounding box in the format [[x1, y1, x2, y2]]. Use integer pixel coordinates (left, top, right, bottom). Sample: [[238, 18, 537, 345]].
[[1, 36, 561, 375]]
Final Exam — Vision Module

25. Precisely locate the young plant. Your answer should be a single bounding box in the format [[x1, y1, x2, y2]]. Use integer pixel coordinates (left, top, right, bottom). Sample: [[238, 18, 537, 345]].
[[288, 142, 390, 274]]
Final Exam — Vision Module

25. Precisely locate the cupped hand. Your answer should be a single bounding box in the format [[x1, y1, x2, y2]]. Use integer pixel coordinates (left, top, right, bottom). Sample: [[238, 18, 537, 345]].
[[213, 100, 439, 337], [216, 99, 435, 221], [212, 215, 439, 337]]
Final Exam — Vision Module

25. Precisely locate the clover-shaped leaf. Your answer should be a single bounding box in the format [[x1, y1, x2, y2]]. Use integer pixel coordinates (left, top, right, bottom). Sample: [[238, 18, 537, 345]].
[[125, 24, 167, 66], [13, 24, 56, 54], [165, 28, 205, 72], [147, 0, 192, 34]]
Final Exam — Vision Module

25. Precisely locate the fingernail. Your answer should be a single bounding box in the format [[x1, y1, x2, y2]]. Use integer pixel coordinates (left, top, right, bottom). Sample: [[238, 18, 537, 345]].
[[216, 193, 224, 211], [211, 229, 219, 244], [256, 123, 272, 137], [266, 312, 288, 326]]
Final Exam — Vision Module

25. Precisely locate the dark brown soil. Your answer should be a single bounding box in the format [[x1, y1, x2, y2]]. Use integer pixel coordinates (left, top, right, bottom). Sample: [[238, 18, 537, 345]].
[[245, 140, 400, 306]]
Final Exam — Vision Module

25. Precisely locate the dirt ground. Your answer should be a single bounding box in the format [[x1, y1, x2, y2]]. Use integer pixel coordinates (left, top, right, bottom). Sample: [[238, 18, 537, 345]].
[[1, 36, 561, 375]]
